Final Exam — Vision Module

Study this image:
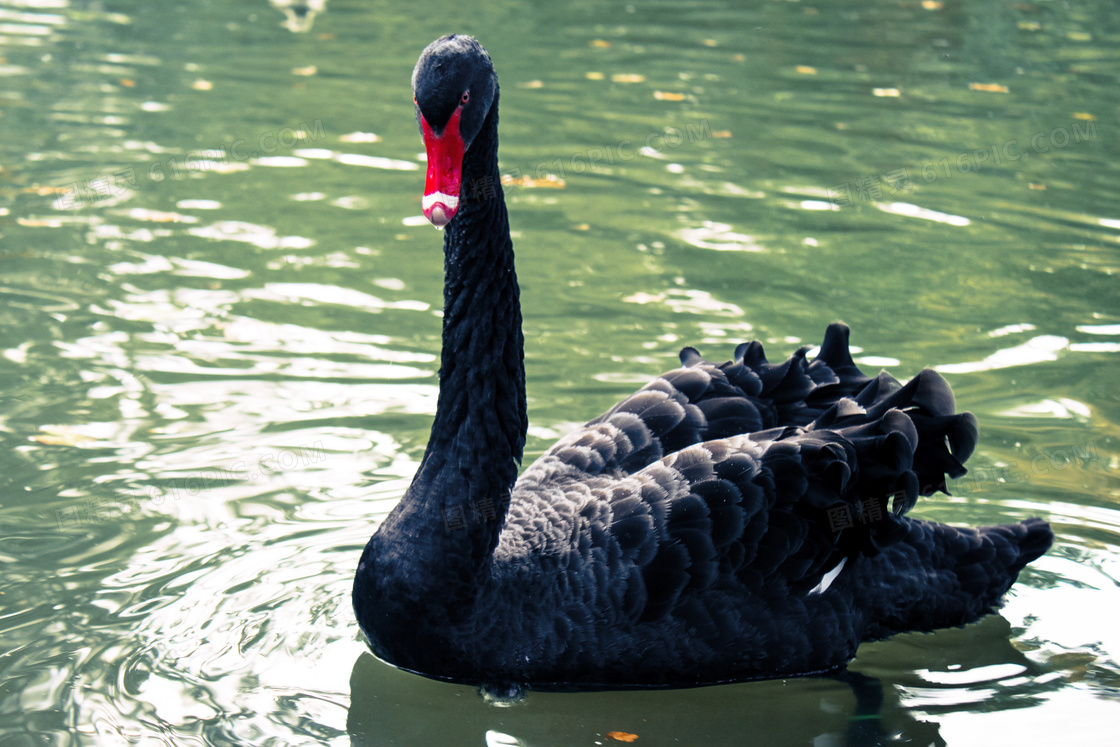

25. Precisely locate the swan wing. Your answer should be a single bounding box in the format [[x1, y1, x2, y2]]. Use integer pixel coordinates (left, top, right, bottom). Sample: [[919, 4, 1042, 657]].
[[507, 326, 978, 624], [525, 323, 880, 481]]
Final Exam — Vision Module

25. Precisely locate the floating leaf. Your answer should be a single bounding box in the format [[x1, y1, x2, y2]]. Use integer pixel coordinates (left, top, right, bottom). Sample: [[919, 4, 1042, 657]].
[[292, 65, 318, 76], [521, 80, 544, 89], [968, 82, 1009, 93], [33, 426, 98, 447], [611, 73, 646, 83], [18, 217, 68, 227], [795, 65, 817, 75], [586, 72, 605, 80], [119, 78, 136, 87], [23, 185, 72, 195], [653, 90, 685, 101], [191, 79, 213, 91], [921, 0, 944, 9], [591, 39, 611, 48], [606, 732, 639, 743], [1072, 112, 1096, 121], [501, 174, 565, 189], [872, 88, 901, 97]]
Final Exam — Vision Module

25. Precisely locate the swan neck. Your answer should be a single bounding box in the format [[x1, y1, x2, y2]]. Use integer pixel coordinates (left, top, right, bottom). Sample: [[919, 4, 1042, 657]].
[[399, 92, 524, 573]]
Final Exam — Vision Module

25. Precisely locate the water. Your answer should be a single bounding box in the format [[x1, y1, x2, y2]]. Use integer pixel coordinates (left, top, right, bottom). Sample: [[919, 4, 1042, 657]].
[[1, 0, 1117, 745]]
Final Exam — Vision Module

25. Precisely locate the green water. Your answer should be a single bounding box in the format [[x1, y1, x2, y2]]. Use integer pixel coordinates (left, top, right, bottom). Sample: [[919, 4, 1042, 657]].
[[1, 0, 1118, 744]]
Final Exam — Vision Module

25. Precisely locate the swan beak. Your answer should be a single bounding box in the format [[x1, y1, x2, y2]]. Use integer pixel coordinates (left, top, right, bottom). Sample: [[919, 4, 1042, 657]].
[[420, 108, 464, 228]]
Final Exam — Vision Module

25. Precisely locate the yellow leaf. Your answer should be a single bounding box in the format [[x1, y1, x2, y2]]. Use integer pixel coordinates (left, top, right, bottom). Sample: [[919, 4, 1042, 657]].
[[33, 426, 97, 446], [969, 82, 1009, 93], [611, 73, 646, 83], [501, 174, 566, 189], [18, 217, 65, 227], [1072, 112, 1096, 121], [795, 65, 817, 75], [23, 185, 72, 195], [653, 90, 685, 101], [591, 39, 611, 48], [606, 732, 639, 743]]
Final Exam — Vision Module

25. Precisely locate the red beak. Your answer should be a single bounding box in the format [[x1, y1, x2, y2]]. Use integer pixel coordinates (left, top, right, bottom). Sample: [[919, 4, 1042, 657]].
[[420, 108, 464, 227]]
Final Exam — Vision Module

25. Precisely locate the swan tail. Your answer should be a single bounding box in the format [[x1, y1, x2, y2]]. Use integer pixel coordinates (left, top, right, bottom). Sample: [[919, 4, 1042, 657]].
[[859, 517, 1053, 638]]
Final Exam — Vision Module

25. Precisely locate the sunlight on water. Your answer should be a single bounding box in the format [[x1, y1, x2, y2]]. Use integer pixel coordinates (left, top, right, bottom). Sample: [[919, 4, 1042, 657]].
[[874, 201, 971, 227]]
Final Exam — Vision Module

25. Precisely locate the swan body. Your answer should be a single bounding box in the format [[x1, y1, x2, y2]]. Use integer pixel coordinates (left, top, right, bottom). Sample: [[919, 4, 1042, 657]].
[[352, 35, 1053, 689]]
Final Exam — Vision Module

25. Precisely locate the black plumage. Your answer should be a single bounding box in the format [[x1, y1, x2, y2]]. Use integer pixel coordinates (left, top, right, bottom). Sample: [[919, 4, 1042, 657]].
[[351, 34, 1053, 689]]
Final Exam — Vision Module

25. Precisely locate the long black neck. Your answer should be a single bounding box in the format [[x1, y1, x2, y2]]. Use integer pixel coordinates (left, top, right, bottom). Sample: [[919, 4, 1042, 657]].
[[431, 89, 525, 484], [380, 90, 525, 580]]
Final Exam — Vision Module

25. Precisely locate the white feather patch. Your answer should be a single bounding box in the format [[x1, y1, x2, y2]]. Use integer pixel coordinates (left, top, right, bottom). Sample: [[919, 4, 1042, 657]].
[[808, 556, 847, 595]]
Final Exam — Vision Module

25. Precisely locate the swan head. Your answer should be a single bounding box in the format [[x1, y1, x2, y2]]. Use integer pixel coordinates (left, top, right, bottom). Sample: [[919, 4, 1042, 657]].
[[412, 35, 498, 228]]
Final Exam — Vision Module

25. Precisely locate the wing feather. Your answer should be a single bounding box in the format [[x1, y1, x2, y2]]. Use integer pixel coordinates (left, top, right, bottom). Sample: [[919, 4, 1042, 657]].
[[506, 323, 980, 624]]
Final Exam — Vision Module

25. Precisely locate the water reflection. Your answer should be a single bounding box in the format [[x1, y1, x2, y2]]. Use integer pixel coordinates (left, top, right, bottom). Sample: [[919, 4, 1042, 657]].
[[346, 652, 952, 747]]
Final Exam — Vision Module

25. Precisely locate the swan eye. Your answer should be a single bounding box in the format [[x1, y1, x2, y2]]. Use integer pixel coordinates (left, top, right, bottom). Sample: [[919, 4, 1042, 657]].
[[461, 91, 470, 105]]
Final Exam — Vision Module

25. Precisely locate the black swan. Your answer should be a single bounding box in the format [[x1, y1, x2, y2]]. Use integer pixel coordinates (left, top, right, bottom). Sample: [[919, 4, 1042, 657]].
[[352, 34, 1054, 689]]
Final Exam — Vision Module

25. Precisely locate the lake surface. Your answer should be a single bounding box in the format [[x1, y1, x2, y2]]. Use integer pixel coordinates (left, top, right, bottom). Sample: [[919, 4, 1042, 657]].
[[1, 0, 1118, 745]]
